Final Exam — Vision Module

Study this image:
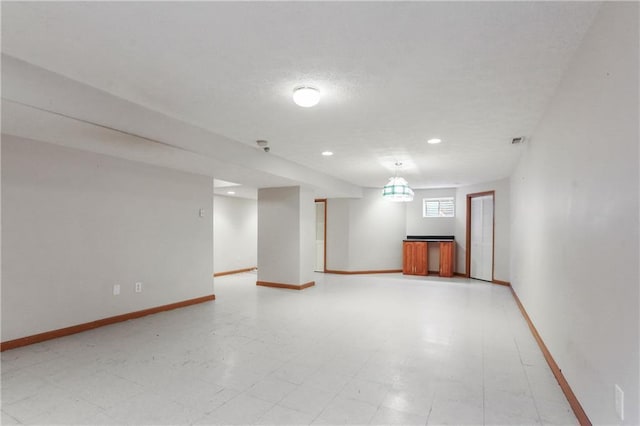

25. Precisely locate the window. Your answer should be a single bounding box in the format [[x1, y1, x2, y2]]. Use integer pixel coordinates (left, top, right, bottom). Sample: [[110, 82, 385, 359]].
[[423, 197, 455, 218]]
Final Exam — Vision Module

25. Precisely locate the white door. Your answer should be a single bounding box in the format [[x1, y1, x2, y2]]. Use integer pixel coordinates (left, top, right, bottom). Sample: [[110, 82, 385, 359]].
[[470, 195, 493, 281]]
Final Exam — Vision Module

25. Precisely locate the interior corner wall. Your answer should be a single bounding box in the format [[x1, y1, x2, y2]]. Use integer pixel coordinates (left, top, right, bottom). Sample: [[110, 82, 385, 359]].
[[454, 178, 510, 281], [326, 189, 405, 272], [213, 195, 257, 273], [510, 2, 639, 424], [1, 135, 214, 342], [347, 189, 406, 271]]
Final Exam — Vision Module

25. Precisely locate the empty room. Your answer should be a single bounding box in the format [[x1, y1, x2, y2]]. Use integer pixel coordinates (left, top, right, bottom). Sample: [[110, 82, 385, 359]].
[[1, 2, 638, 425]]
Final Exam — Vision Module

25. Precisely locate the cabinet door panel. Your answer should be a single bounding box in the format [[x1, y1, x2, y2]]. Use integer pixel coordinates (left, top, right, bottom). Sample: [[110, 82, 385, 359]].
[[403, 241, 428, 276], [414, 242, 428, 275], [439, 241, 455, 277]]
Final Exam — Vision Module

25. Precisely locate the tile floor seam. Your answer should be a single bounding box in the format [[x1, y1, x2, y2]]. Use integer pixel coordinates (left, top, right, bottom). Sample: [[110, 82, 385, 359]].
[[424, 401, 434, 425], [0, 409, 19, 422], [514, 335, 544, 425], [309, 389, 341, 424], [202, 388, 242, 416]]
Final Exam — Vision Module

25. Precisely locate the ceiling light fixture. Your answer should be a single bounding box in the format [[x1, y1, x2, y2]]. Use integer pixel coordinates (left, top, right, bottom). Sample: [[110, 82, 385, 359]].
[[293, 85, 320, 107], [227, 191, 236, 195], [427, 138, 442, 144], [322, 151, 333, 156], [382, 162, 414, 202]]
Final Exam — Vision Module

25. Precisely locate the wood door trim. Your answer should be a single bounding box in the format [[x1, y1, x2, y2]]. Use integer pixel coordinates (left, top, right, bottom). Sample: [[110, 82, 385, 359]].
[[1, 294, 216, 352], [315, 199, 328, 273], [465, 190, 496, 279]]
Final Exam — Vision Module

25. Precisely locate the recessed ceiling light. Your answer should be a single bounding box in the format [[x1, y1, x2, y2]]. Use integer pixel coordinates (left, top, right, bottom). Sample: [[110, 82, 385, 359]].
[[227, 191, 236, 195], [293, 85, 320, 107], [322, 151, 333, 156], [427, 138, 442, 144]]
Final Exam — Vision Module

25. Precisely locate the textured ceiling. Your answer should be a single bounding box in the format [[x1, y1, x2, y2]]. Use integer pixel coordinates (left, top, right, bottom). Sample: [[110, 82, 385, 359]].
[[1, 1, 600, 190]]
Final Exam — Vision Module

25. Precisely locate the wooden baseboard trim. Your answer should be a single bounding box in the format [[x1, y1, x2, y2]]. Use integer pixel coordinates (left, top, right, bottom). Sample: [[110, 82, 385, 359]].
[[453, 272, 466, 277], [214, 267, 257, 277], [324, 269, 402, 275], [256, 281, 315, 290], [492, 279, 511, 286], [0, 294, 216, 352], [510, 287, 591, 426]]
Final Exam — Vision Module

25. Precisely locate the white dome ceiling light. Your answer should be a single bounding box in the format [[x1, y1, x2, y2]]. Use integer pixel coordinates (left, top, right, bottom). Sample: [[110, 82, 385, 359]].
[[293, 85, 320, 107]]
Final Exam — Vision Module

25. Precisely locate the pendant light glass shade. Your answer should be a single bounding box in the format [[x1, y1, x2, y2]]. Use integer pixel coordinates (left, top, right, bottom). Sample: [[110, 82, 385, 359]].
[[382, 176, 414, 202]]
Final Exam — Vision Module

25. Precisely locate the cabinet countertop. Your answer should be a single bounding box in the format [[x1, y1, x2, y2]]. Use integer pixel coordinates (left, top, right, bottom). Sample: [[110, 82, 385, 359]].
[[403, 239, 455, 242]]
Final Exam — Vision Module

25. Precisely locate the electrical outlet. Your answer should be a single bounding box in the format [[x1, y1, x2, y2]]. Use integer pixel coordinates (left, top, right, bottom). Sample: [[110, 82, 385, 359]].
[[615, 384, 624, 421], [113, 284, 120, 296], [135, 282, 143, 293]]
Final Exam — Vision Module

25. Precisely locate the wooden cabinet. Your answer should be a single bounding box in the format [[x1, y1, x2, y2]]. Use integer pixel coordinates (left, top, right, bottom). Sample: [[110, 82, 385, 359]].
[[439, 241, 455, 277], [403, 239, 456, 278], [403, 241, 428, 275]]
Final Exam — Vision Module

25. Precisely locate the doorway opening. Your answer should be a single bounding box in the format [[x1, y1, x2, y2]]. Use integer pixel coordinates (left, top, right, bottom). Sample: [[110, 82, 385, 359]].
[[465, 191, 495, 282], [314, 199, 327, 272]]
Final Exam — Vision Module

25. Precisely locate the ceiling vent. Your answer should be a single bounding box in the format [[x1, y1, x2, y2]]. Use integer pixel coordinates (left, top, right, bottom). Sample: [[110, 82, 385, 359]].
[[511, 136, 526, 144]]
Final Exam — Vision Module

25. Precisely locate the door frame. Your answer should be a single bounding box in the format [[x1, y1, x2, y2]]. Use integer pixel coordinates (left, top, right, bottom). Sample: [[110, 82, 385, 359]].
[[314, 198, 327, 272], [465, 190, 495, 280]]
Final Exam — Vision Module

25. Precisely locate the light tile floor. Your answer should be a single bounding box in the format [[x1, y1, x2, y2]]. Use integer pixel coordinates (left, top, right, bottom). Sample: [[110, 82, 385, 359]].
[[1, 272, 578, 425]]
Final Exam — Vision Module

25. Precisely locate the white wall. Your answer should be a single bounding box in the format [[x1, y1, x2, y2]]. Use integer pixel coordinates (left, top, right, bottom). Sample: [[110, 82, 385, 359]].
[[326, 198, 350, 270], [327, 186, 512, 274], [348, 189, 406, 271], [298, 187, 316, 284], [510, 3, 639, 424], [0, 137, 2, 330], [455, 178, 510, 281], [326, 189, 406, 271], [406, 188, 457, 271], [1, 136, 214, 341], [213, 195, 257, 273], [406, 188, 457, 237]]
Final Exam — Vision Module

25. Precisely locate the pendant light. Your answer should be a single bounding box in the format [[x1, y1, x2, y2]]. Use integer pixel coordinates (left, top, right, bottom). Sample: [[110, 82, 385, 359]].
[[382, 162, 414, 202]]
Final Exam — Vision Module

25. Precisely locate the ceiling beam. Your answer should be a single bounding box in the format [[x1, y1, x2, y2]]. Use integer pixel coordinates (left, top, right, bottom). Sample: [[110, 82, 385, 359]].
[[1, 54, 362, 198]]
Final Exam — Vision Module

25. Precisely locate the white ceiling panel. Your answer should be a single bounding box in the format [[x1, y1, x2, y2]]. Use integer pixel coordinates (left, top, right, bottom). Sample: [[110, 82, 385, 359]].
[[1, 1, 601, 189]]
